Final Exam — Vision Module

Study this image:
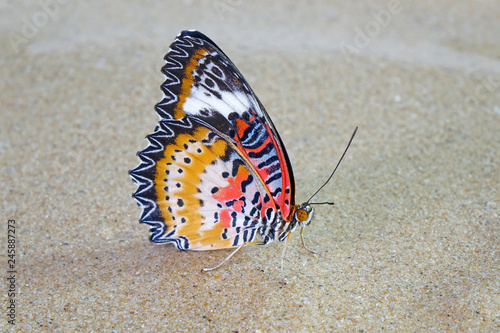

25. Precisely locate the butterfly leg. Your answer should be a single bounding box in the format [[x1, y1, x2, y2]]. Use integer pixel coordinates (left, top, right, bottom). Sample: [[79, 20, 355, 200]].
[[279, 231, 293, 284], [300, 226, 317, 255], [201, 242, 260, 272]]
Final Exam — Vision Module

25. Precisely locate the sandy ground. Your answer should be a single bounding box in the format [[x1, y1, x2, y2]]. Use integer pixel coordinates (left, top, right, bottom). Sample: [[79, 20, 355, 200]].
[[1, 1, 499, 331]]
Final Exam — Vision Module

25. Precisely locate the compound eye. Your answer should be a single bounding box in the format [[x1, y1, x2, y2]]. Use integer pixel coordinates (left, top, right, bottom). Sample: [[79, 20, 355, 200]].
[[296, 208, 309, 222]]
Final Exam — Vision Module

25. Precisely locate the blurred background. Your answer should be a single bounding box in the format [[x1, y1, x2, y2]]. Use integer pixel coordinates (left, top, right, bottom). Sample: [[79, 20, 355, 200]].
[[1, 1, 499, 331]]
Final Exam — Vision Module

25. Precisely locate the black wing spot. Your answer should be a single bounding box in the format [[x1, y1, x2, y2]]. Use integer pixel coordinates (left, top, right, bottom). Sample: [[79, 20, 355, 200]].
[[184, 157, 191, 164], [211, 187, 219, 194], [178, 168, 183, 174], [222, 171, 229, 178], [271, 187, 282, 197], [205, 78, 215, 88], [176, 183, 181, 188], [243, 216, 251, 226], [241, 174, 253, 193], [212, 66, 222, 77], [266, 208, 274, 220], [177, 199, 184, 207], [257, 155, 279, 169], [252, 191, 261, 205], [248, 142, 274, 158], [249, 207, 257, 217], [265, 173, 282, 185]]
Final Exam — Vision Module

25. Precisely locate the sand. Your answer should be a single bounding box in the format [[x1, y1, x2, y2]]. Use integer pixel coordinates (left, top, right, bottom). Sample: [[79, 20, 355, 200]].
[[1, 0, 499, 331]]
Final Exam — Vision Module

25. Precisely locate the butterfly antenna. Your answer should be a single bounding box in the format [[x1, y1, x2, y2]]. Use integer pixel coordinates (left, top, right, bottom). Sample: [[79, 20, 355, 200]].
[[306, 127, 358, 204], [308, 201, 335, 205]]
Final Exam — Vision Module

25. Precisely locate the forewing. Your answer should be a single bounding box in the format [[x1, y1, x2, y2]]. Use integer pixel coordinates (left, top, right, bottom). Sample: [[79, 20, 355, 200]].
[[155, 30, 295, 220]]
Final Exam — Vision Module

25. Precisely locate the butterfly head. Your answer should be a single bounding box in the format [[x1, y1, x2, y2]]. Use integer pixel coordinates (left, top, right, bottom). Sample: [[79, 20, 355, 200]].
[[295, 203, 314, 226]]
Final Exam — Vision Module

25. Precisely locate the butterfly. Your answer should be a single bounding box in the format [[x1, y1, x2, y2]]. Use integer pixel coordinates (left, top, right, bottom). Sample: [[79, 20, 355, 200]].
[[129, 30, 356, 272]]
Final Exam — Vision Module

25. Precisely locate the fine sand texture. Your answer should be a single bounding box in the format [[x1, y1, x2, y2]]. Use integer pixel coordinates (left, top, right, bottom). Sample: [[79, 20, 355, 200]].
[[1, 1, 499, 331]]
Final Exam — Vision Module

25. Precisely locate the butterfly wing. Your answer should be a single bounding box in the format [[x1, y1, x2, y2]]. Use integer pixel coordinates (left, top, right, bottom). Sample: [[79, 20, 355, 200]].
[[131, 118, 283, 250], [130, 30, 295, 250]]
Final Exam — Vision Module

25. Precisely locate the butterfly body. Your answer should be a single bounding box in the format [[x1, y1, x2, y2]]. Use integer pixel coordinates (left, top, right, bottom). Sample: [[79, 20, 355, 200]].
[[130, 30, 314, 252]]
